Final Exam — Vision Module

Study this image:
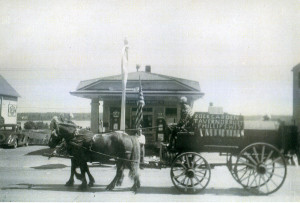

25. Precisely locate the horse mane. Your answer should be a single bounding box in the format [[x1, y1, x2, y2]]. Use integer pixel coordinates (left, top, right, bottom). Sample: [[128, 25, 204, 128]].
[[50, 116, 78, 141]]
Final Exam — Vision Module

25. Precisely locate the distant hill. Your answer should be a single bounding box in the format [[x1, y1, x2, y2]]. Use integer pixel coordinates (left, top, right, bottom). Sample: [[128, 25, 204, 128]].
[[17, 112, 102, 121]]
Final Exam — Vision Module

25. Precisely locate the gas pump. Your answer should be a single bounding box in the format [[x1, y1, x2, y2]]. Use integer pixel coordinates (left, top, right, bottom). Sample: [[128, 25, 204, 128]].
[[156, 117, 166, 142], [110, 108, 120, 131]]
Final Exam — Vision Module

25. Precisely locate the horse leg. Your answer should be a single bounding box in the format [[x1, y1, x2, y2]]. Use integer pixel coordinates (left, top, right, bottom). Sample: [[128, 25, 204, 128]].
[[65, 158, 76, 186], [130, 162, 141, 193], [106, 161, 124, 191], [75, 163, 95, 186], [129, 153, 141, 193], [116, 162, 125, 186], [74, 169, 83, 181], [86, 165, 95, 187], [78, 162, 88, 191]]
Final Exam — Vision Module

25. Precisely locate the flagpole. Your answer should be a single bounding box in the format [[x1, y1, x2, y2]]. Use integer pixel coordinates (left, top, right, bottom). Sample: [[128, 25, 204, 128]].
[[135, 75, 145, 129], [120, 39, 128, 131]]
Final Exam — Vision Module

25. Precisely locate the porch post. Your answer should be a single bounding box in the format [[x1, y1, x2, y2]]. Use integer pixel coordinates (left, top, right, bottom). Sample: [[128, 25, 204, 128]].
[[91, 98, 100, 133]]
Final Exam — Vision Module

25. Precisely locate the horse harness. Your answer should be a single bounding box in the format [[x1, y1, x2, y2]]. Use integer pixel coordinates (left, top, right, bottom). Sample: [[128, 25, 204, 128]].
[[68, 133, 139, 164]]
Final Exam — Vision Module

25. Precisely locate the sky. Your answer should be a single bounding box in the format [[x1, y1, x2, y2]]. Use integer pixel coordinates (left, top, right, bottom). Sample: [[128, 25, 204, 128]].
[[0, 0, 299, 115]]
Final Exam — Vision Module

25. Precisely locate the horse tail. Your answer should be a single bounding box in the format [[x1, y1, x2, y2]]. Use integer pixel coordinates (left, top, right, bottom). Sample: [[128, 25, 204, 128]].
[[129, 136, 140, 181]]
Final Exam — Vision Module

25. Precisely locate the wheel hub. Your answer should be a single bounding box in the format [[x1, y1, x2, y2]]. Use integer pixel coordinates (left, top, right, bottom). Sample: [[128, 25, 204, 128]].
[[257, 164, 267, 174], [186, 169, 195, 178]]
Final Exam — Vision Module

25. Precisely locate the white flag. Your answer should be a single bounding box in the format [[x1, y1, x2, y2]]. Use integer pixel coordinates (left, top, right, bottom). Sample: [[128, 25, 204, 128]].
[[120, 39, 128, 131], [121, 39, 129, 84]]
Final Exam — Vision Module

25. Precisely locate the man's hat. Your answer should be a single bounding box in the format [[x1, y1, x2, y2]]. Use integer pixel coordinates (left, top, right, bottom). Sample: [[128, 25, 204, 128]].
[[180, 96, 188, 104]]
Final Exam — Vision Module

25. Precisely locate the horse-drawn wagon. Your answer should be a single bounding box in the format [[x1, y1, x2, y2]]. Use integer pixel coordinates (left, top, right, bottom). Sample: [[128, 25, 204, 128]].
[[160, 112, 298, 195], [47, 113, 298, 195]]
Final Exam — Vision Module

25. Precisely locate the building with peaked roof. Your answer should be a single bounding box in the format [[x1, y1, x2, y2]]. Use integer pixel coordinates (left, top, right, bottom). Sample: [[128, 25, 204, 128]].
[[0, 75, 21, 125], [71, 66, 204, 146]]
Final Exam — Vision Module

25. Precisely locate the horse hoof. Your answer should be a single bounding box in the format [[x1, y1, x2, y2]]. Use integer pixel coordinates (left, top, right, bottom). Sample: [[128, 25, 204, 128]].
[[130, 186, 138, 194], [65, 181, 74, 187], [105, 184, 114, 191], [78, 185, 88, 191], [88, 181, 94, 187], [116, 179, 123, 186]]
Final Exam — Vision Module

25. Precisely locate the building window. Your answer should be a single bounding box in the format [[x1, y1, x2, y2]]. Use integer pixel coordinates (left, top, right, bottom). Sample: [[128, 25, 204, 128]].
[[165, 108, 178, 124], [165, 108, 177, 116]]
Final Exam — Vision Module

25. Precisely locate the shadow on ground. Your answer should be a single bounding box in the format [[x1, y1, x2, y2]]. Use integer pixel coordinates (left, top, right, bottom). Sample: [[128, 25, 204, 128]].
[[31, 164, 68, 170], [1, 183, 253, 196], [26, 147, 55, 156]]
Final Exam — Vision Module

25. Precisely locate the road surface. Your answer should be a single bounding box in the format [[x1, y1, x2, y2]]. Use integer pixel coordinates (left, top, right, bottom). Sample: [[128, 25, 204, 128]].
[[0, 146, 299, 202]]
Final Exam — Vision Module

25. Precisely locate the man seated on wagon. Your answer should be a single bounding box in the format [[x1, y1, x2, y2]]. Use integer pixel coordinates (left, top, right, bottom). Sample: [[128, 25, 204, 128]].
[[167, 96, 194, 150]]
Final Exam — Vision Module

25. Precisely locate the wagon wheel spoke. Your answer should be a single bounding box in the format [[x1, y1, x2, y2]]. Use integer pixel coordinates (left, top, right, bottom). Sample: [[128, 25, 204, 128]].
[[257, 175, 262, 193], [194, 159, 204, 169], [195, 169, 206, 174], [264, 150, 274, 163], [268, 166, 285, 169], [249, 172, 259, 187], [174, 171, 186, 179], [195, 173, 208, 180], [269, 177, 279, 188], [252, 146, 260, 163], [269, 157, 282, 165], [244, 152, 258, 165], [238, 160, 256, 169], [261, 145, 265, 163], [246, 170, 254, 186], [181, 176, 187, 185], [265, 171, 284, 179], [190, 178, 195, 192], [237, 166, 247, 172], [238, 167, 249, 181], [172, 167, 185, 172], [186, 155, 191, 168], [194, 175, 204, 188], [261, 174, 270, 193], [176, 161, 187, 170], [240, 169, 253, 183], [191, 155, 196, 168]]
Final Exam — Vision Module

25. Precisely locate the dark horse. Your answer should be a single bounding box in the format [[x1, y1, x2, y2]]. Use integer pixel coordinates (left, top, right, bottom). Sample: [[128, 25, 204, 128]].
[[48, 116, 141, 192]]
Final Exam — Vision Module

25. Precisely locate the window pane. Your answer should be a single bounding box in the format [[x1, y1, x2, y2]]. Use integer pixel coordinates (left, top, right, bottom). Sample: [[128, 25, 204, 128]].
[[166, 108, 177, 116]]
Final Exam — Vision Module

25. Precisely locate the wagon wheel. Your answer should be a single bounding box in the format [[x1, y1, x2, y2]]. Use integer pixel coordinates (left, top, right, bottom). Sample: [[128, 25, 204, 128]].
[[234, 143, 287, 195], [170, 152, 211, 194], [226, 154, 239, 182]]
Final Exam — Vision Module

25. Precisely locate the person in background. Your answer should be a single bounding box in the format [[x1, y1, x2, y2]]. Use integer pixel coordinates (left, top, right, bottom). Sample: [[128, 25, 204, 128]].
[[167, 96, 194, 150], [137, 127, 146, 169]]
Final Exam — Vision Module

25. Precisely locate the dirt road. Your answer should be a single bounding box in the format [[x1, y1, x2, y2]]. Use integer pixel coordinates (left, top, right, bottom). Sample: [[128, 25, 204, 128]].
[[0, 146, 299, 202]]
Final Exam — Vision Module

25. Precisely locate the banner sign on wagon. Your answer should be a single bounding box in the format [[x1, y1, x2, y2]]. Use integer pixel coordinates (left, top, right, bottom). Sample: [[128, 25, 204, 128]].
[[193, 112, 244, 137]]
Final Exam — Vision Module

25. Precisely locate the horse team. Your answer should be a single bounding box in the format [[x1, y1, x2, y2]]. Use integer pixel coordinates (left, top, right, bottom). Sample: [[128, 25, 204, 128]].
[[48, 116, 141, 192]]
